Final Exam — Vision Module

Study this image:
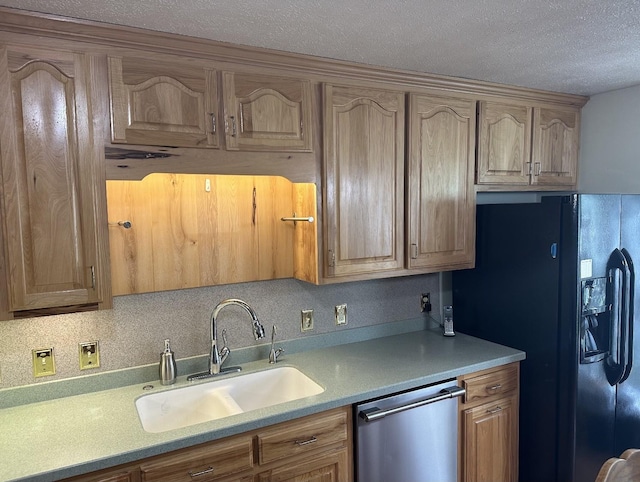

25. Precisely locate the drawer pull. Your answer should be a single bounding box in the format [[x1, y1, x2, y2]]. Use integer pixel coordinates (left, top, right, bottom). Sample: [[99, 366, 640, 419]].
[[487, 406, 503, 414], [295, 436, 318, 446], [487, 383, 502, 391], [209, 113, 217, 134], [189, 466, 214, 478]]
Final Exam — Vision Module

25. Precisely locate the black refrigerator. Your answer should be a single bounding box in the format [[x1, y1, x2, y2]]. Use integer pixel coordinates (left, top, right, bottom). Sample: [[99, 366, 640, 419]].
[[452, 194, 640, 482]]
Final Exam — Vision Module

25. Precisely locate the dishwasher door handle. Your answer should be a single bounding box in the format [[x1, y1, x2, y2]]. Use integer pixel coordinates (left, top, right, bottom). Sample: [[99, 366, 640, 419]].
[[358, 386, 465, 422]]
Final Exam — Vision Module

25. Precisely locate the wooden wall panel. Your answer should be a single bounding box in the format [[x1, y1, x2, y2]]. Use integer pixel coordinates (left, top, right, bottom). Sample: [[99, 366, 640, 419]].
[[106, 174, 311, 295]]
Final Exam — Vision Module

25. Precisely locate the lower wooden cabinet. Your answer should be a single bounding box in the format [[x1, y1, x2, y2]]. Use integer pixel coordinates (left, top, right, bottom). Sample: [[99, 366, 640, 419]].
[[458, 363, 520, 482], [139, 435, 254, 482], [64, 407, 352, 482], [257, 448, 348, 482], [64, 468, 140, 482]]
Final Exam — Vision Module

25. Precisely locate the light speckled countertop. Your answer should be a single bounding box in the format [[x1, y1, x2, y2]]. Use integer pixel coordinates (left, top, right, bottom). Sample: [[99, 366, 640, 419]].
[[0, 326, 524, 482]]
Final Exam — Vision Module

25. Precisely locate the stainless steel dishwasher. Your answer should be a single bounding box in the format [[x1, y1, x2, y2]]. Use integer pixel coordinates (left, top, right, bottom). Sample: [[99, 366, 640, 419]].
[[355, 379, 465, 482]]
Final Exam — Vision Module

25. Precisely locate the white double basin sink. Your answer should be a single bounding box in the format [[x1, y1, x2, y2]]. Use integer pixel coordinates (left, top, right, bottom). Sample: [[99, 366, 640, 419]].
[[135, 366, 324, 433]]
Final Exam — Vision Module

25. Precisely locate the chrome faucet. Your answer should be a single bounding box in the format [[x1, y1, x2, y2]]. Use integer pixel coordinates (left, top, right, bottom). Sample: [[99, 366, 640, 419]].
[[188, 299, 266, 381]]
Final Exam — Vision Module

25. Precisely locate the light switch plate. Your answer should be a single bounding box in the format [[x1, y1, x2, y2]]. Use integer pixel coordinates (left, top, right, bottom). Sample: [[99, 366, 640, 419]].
[[32, 348, 55, 377], [301, 309, 314, 332], [79, 341, 100, 370], [335, 304, 347, 326]]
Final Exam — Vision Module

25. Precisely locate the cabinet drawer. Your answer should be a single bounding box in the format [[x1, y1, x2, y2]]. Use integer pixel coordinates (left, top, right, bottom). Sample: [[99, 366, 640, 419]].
[[462, 364, 518, 404], [257, 408, 348, 465], [66, 468, 140, 482], [140, 436, 253, 482]]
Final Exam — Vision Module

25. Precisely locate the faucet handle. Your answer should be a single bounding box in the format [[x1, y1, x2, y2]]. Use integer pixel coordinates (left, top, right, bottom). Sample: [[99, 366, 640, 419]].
[[269, 347, 284, 364], [219, 329, 230, 360], [269, 325, 284, 364]]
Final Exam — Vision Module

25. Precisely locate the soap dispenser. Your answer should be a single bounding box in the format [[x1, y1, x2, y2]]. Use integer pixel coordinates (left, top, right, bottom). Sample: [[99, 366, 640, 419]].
[[160, 339, 177, 385]]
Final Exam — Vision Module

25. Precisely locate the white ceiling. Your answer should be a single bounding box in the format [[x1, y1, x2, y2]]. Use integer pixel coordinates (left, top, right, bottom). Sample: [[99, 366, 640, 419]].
[[2, 0, 640, 96]]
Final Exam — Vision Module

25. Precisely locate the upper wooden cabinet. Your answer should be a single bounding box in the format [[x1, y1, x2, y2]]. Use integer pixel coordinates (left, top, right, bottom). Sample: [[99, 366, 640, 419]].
[[109, 55, 219, 149], [322, 84, 405, 278], [0, 45, 109, 315], [531, 106, 579, 187], [108, 55, 313, 152], [407, 94, 476, 271], [477, 101, 532, 185], [477, 100, 579, 189], [222, 71, 313, 151]]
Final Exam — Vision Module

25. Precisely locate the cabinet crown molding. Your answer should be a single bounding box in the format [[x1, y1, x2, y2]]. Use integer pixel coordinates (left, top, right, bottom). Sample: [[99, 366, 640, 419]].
[[0, 6, 588, 107]]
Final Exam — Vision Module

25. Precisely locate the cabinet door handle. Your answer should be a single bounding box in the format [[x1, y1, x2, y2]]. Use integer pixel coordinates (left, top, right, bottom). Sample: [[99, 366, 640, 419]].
[[328, 249, 335, 267], [295, 436, 317, 446], [411, 243, 418, 259], [230, 116, 237, 137], [189, 466, 214, 478], [526, 162, 532, 175], [534, 161, 541, 176], [209, 113, 216, 134], [487, 383, 502, 391], [486, 406, 503, 414]]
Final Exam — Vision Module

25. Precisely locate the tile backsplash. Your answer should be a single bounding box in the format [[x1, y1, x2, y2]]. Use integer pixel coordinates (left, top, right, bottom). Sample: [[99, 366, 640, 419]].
[[0, 274, 440, 388]]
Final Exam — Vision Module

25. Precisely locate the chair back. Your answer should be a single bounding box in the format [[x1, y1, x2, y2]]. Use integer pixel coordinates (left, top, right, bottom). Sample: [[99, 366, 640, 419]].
[[596, 449, 640, 482]]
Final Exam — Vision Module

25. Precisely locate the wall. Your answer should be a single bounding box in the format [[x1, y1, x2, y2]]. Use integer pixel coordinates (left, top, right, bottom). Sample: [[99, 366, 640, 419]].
[[0, 274, 441, 388], [579, 83, 640, 193]]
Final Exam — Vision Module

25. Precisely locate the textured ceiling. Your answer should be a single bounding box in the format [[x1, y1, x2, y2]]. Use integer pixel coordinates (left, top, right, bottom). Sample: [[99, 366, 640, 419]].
[[1, 0, 640, 96]]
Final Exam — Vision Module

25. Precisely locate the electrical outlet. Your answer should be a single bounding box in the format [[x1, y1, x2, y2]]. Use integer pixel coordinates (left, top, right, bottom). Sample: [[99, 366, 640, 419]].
[[301, 309, 314, 332], [79, 341, 100, 370], [32, 348, 55, 377], [335, 304, 347, 325], [421, 293, 432, 312]]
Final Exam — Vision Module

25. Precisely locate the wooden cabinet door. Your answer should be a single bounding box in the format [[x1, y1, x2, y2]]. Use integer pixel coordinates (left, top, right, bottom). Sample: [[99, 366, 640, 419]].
[[257, 449, 349, 482], [0, 45, 104, 311], [531, 106, 579, 187], [407, 94, 476, 271], [222, 72, 312, 152], [323, 84, 405, 278], [108, 55, 218, 149], [139, 436, 254, 482], [65, 468, 140, 482], [462, 395, 518, 482], [477, 101, 532, 185]]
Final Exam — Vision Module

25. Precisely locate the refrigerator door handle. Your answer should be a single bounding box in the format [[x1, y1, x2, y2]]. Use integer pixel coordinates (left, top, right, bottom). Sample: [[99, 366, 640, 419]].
[[620, 248, 634, 383], [606, 248, 632, 385]]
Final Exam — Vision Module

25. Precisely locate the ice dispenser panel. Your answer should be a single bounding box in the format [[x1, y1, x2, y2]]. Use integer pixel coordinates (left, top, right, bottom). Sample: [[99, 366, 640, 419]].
[[580, 278, 609, 363]]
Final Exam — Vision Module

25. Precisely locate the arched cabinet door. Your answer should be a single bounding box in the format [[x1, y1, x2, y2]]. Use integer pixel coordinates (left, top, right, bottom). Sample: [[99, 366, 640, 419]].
[[407, 94, 476, 271], [532, 106, 579, 187], [0, 45, 107, 313], [477, 100, 532, 185], [222, 71, 313, 152], [108, 55, 219, 149], [322, 84, 405, 278]]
